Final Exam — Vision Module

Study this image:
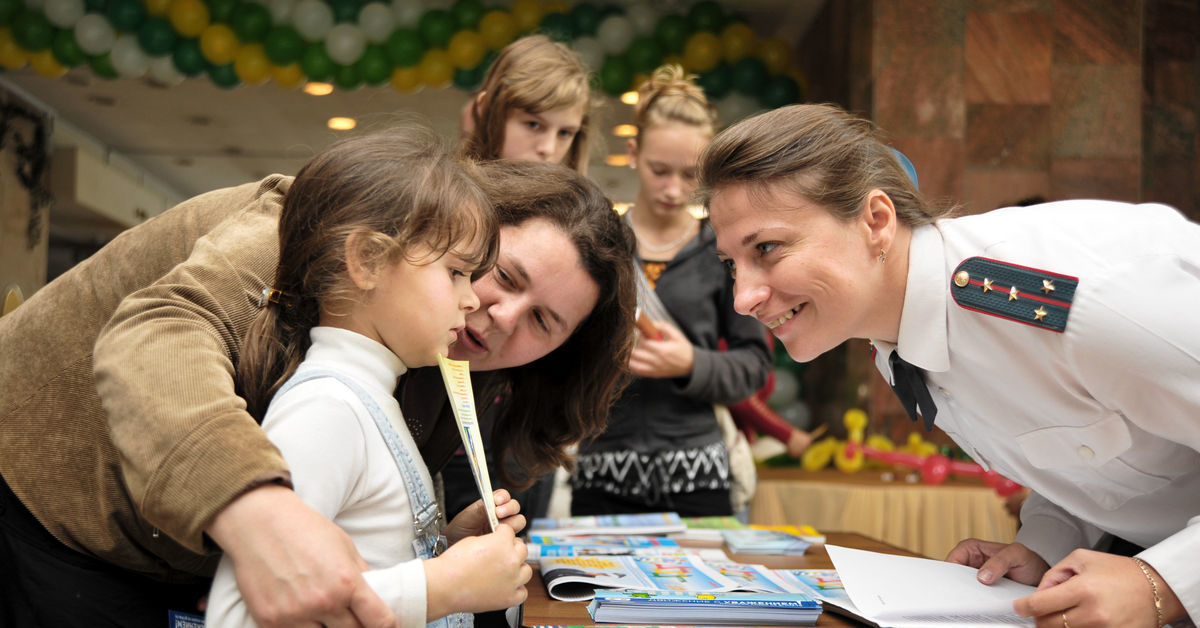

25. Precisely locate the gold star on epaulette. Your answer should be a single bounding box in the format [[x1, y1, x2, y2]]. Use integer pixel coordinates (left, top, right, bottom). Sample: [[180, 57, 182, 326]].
[[1033, 307, 1047, 321], [1008, 286, 1020, 301], [1042, 279, 1055, 294], [982, 278, 993, 292]]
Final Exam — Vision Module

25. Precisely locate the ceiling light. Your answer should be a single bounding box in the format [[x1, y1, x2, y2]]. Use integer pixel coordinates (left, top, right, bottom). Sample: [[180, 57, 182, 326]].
[[605, 154, 629, 167], [304, 82, 334, 96], [620, 91, 638, 105], [328, 117, 357, 130], [613, 124, 637, 138]]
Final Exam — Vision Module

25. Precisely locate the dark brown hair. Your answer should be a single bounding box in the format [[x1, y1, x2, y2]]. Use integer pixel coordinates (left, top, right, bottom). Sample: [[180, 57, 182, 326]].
[[698, 103, 952, 225], [237, 126, 498, 420], [472, 159, 637, 484], [461, 35, 594, 174]]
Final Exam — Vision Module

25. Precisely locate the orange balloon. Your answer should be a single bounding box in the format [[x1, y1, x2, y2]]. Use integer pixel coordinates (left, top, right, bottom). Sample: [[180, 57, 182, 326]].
[[542, 0, 568, 14], [448, 29, 485, 69], [200, 23, 238, 65], [234, 43, 270, 84], [144, 0, 172, 16], [720, 22, 756, 63], [418, 48, 452, 88], [390, 65, 421, 92], [478, 9, 515, 50], [758, 37, 791, 75], [29, 48, 66, 77], [271, 62, 305, 89], [168, 0, 210, 38], [509, 0, 541, 33], [0, 29, 28, 69], [682, 31, 720, 73]]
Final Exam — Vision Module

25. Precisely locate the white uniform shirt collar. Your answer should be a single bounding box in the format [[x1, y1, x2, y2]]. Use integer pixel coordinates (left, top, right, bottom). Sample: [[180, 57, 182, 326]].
[[304, 326, 409, 392], [871, 223, 951, 374]]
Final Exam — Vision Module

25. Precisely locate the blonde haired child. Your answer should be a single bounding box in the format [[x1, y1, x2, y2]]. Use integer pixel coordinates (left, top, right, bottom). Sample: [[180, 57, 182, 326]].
[[205, 126, 531, 627]]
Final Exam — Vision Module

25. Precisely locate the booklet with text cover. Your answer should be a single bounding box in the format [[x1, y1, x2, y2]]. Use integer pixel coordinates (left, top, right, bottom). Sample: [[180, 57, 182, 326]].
[[587, 589, 821, 626]]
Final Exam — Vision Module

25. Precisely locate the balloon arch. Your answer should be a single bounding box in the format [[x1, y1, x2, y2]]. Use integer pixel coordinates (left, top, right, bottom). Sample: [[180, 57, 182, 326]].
[[0, 0, 804, 109]]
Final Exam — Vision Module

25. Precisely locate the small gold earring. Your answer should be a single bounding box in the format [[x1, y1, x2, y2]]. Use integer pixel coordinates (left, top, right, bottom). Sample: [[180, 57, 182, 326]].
[[878, 249, 887, 263]]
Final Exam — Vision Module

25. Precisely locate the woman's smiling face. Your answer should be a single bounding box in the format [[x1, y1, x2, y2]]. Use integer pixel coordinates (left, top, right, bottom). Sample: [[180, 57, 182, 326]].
[[708, 181, 879, 363]]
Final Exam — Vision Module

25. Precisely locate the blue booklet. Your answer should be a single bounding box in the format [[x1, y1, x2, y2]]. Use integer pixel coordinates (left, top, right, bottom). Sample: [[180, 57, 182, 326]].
[[529, 512, 686, 537], [587, 589, 821, 626]]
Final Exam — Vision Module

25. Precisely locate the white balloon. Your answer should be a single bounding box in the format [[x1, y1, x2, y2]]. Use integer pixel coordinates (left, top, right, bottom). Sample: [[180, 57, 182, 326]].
[[570, 36, 603, 72], [715, 92, 763, 126], [43, 0, 84, 28], [325, 23, 366, 65], [595, 15, 632, 55], [624, 4, 658, 36], [109, 34, 149, 78], [292, 0, 333, 42], [267, 0, 296, 25], [777, 401, 811, 431], [358, 2, 394, 44], [147, 54, 185, 86], [391, 0, 421, 26], [23, 0, 42, 11], [74, 13, 115, 55]]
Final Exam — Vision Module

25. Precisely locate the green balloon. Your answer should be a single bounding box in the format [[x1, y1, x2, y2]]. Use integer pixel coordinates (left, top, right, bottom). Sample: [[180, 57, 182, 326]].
[[300, 42, 334, 81], [12, 11, 54, 51], [0, 0, 21, 27], [570, 2, 600, 36], [759, 74, 800, 109], [331, 62, 361, 89], [384, 27, 421, 67], [626, 36, 660, 74], [698, 62, 732, 99], [207, 61, 240, 88], [105, 0, 144, 31], [450, 0, 484, 30], [452, 64, 482, 90], [263, 25, 303, 65], [172, 37, 206, 75], [89, 52, 118, 78], [138, 17, 177, 56], [84, 0, 106, 13], [356, 43, 390, 85], [538, 11, 571, 42], [598, 54, 631, 97], [653, 14, 690, 54], [687, 0, 723, 33], [417, 9, 454, 48], [204, 0, 237, 24], [732, 56, 768, 96], [328, 0, 359, 23], [231, 2, 271, 42], [598, 4, 622, 19], [52, 29, 88, 67]]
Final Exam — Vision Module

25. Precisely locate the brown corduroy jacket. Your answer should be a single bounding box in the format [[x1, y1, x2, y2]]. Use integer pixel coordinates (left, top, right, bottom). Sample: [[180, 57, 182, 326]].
[[0, 176, 292, 579]]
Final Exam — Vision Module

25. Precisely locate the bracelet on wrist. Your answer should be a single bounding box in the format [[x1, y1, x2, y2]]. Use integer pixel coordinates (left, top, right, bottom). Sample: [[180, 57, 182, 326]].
[[1131, 557, 1164, 628]]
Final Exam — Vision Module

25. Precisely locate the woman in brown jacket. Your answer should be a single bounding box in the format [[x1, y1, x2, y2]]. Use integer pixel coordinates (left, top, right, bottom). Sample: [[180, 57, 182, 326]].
[[0, 150, 634, 627]]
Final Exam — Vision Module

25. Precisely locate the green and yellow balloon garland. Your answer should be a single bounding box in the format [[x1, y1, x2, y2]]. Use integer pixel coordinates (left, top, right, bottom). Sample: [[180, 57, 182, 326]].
[[0, 0, 804, 108]]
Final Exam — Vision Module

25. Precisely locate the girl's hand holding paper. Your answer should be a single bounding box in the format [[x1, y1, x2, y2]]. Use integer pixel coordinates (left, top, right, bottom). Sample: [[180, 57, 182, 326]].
[[444, 490, 527, 545]]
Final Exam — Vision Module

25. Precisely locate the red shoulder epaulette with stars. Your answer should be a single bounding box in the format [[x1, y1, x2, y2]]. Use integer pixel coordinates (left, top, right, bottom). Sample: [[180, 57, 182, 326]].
[[950, 257, 1078, 332]]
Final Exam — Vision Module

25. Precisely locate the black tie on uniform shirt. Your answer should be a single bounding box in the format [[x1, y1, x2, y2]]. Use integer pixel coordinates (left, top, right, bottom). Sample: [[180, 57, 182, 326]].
[[888, 350, 938, 432]]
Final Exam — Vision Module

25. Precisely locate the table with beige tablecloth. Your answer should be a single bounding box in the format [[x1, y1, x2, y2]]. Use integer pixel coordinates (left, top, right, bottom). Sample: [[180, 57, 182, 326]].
[[748, 467, 1019, 559]]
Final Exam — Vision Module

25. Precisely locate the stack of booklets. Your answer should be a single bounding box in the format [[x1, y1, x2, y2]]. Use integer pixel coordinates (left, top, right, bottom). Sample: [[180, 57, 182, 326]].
[[528, 512, 687, 537], [586, 590, 821, 626], [721, 528, 814, 555], [526, 534, 711, 560]]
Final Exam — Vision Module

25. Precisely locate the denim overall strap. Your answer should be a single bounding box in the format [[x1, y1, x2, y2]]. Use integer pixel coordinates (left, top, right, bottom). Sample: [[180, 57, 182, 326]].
[[274, 369, 473, 628]]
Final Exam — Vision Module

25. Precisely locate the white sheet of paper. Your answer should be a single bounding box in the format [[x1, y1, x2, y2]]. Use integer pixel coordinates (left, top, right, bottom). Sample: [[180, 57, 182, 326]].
[[825, 544, 1036, 628], [437, 354, 498, 531]]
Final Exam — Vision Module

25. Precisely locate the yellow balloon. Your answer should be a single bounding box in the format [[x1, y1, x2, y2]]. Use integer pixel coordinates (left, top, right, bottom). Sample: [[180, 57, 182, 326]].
[[542, 0, 568, 14], [682, 31, 720, 73], [0, 29, 28, 70], [234, 43, 270, 85], [200, 23, 238, 66], [721, 22, 757, 63], [663, 53, 684, 68], [144, 0, 171, 16], [758, 37, 791, 75], [478, 9, 516, 50], [168, 0, 210, 38], [29, 48, 66, 77], [271, 62, 305, 89], [509, 0, 541, 33], [801, 437, 838, 471], [419, 48, 453, 89], [390, 65, 421, 92], [448, 30, 485, 69]]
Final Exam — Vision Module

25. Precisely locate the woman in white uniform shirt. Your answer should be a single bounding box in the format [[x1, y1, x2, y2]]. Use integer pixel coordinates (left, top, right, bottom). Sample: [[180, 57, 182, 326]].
[[699, 103, 1198, 628]]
